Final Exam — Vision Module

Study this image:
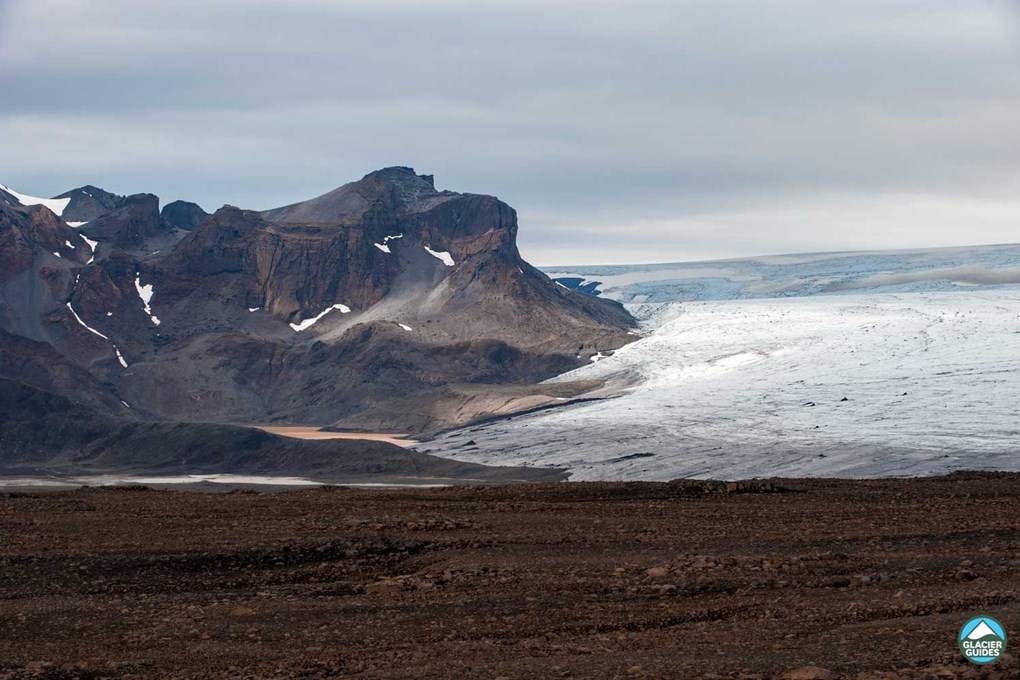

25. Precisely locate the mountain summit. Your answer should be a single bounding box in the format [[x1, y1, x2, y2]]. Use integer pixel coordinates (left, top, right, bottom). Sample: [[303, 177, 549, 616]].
[[0, 169, 634, 437]]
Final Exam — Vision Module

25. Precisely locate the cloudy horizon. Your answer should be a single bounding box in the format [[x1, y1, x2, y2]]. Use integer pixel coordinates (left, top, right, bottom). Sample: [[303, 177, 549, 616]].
[[2, 0, 1020, 266]]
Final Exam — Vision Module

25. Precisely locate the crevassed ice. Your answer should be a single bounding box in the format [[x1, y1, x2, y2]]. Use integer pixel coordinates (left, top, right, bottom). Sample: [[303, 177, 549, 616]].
[[420, 291, 1020, 481]]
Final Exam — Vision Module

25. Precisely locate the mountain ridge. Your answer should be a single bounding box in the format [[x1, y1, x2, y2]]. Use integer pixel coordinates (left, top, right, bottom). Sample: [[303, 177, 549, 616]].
[[0, 169, 635, 448]]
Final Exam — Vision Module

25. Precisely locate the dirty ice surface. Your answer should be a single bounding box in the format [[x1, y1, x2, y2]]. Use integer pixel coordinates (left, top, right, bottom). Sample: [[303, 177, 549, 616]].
[[420, 290, 1020, 480]]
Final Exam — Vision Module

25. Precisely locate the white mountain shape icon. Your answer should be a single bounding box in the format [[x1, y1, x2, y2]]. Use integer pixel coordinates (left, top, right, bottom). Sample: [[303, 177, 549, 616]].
[[966, 621, 999, 640]]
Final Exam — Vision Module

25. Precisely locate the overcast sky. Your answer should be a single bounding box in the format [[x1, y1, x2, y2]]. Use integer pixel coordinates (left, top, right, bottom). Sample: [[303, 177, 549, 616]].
[[2, 0, 1020, 265]]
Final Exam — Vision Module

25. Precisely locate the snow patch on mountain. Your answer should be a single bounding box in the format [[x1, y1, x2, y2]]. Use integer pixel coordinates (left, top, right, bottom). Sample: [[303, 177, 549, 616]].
[[134, 275, 160, 326], [66, 303, 109, 340], [0, 183, 71, 216], [289, 303, 351, 331], [424, 245, 455, 267], [374, 233, 404, 253], [81, 235, 98, 264], [66, 302, 129, 367]]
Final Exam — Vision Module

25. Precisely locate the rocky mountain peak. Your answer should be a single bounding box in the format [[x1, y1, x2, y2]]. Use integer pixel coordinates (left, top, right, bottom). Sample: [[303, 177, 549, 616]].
[[0, 167, 634, 434], [160, 200, 209, 231], [56, 185, 127, 224], [358, 166, 439, 202], [261, 166, 457, 225], [79, 193, 180, 254]]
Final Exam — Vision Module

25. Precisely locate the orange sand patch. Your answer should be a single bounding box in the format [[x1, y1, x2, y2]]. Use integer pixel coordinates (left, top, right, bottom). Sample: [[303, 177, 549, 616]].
[[249, 426, 417, 448]]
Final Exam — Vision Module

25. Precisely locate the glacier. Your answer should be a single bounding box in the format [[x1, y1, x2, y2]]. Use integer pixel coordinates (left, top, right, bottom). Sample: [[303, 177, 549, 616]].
[[545, 243, 1020, 304], [419, 245, 1020, 480]]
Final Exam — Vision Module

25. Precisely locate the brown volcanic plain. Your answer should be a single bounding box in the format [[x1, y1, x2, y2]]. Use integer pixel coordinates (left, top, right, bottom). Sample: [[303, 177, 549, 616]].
[[1, 472, 1017, 679]]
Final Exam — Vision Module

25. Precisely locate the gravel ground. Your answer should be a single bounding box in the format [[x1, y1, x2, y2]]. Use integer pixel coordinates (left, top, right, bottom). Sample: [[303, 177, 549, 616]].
[[0, 473, 1018, 679]]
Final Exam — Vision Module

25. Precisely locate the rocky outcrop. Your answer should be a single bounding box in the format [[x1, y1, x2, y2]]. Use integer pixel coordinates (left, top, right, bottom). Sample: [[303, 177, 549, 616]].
[[55, 185, 127, 224], [0, 168, 635, 434], [0, 202, 94, 340], [79, 193, 181, 254], [161, 200, 209, 231]]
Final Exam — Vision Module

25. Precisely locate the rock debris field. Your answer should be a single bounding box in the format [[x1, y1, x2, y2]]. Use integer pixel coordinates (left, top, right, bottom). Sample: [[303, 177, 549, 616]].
[[1, 473, 1018, 678]]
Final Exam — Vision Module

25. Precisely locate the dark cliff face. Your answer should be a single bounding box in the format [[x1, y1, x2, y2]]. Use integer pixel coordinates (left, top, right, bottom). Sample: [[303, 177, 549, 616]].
[[79, 193, 179, 252], [0, 203, 83, 282], [155, 206, 395, 321], [160, 200, 209, 231], [0, 168, 635, 433], [56, 185, 127, 224], [0, 203, 95, 338], [152, 166, 627, 338]]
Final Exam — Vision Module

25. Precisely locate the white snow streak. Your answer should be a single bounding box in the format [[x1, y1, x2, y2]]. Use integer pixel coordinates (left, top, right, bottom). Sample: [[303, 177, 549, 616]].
[[65, 302, 129, 368], [81, 235, 98, 264], [66, 303, 109, 339], [289, 303, 351, 331], [134, 274, 160, 326], [374, 235, 404, 253], [424, 245, 455, 267], [398, 323, 413, 331]]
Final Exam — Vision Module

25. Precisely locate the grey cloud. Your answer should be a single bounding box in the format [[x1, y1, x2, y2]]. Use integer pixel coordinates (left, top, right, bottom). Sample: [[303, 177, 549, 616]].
[[2, 0, 1020, 264]]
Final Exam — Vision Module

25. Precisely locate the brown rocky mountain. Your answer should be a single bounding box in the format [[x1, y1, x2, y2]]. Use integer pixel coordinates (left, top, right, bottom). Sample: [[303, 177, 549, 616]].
[[54, 185, 127, 224], [0, 168, 633, 476], [160, 199, 209, 231]]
